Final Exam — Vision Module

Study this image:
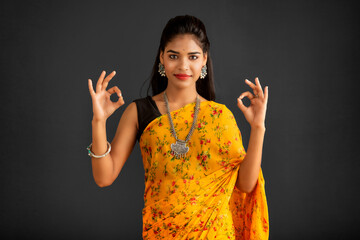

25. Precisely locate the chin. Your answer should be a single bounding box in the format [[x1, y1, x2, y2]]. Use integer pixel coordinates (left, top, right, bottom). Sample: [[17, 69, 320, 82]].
[[169, 79, 196, 88]]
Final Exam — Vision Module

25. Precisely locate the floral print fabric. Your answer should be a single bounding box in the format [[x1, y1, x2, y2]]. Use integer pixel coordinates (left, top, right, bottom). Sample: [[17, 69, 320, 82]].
[[139, 100, 269, 239]]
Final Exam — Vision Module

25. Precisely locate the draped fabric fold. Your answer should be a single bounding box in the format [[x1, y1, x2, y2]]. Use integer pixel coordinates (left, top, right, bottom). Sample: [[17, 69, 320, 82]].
[[139, 100, 269, 239]]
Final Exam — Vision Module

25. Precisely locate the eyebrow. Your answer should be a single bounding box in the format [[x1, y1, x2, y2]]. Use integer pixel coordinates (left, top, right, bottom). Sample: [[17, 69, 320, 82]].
[[166, 50, 201, 55]]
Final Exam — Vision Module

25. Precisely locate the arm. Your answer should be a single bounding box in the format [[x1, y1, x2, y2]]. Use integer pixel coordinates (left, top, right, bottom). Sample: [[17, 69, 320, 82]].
[[235, 125, 266, 193], [235, 77, 268, 193], [91, 102, 138, 187]]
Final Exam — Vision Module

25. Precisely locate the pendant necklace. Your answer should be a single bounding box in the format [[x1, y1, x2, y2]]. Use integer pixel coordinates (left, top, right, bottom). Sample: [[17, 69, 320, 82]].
[[164, 91, 200, 159]]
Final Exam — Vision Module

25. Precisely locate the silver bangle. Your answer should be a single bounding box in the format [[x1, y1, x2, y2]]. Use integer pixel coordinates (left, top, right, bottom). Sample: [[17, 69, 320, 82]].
[[87, 141, 111, 158]]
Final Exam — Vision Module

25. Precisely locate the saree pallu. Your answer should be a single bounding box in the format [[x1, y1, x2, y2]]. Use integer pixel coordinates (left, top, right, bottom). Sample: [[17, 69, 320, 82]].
[[139, 100, 269, 239]]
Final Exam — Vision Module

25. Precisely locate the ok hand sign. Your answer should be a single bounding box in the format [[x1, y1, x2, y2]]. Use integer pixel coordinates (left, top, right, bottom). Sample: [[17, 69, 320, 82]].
[[88, 70, 125, 122], [237, 77, 269, 129]]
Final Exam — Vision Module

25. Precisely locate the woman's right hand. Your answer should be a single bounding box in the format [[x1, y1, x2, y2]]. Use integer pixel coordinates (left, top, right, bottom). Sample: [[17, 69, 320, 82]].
[[88, 70, 125, 122]]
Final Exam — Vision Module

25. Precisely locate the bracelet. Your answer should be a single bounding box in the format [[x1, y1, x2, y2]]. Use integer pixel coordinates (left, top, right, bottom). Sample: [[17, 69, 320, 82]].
[[87, 141, 111, 158]]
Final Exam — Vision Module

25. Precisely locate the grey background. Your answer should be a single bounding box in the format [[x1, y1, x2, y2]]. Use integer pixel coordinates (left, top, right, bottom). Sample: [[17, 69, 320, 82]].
[[1, 0, 359, 239]]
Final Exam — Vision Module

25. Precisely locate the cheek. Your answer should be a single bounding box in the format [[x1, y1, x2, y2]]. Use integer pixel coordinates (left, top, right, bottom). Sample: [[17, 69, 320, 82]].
[[192, 62, 203, 72], [164, 61, 176, 70]]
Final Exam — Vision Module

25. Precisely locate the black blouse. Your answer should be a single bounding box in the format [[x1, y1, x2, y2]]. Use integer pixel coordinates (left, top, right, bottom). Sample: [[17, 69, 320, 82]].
[[132, 96, 163, 142]]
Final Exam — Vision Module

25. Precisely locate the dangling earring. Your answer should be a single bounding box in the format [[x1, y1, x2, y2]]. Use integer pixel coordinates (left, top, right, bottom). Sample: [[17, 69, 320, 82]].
[[158, 63, 166, 77], [200, 65, 207, 79]]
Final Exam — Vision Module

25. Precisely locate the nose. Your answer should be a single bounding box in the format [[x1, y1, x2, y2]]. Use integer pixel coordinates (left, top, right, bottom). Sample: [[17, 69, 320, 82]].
[[178, 57, 189, 71]]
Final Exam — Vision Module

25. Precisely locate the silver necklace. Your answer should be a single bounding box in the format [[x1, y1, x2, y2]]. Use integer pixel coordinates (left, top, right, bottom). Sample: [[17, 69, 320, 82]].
[[164, 91, 200, 159]]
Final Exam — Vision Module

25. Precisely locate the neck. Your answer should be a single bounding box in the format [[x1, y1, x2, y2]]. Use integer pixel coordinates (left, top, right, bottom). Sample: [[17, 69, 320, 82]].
[[163, 85, 198, 105]]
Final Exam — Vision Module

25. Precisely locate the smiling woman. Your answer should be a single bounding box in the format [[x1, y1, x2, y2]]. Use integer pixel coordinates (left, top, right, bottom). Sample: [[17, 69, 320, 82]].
[[146, 15, 215, 104], [159, 34, 207, 89], [87, 15, 269, 240]]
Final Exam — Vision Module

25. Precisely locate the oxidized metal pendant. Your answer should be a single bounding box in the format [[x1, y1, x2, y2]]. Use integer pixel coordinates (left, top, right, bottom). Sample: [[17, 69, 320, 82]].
[[171, 140, 189, 159]]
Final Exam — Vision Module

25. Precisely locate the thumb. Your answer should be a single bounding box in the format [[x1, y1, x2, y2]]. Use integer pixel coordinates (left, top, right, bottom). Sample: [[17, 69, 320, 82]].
[[237, 96, 247, 112]]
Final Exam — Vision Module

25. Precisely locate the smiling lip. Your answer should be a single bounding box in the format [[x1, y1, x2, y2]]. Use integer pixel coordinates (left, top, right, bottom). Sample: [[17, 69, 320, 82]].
[[174, 74, 191, 80], [175, 74, 190, 80], [175, 74, 191, 77]]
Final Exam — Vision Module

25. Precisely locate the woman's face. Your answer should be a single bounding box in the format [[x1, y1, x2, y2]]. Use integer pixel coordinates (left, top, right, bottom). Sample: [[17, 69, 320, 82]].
[[160, 34, 207, 90]]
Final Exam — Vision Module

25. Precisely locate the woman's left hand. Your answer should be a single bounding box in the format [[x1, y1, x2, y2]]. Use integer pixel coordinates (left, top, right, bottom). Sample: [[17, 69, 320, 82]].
[[237, 77, 269, 129]]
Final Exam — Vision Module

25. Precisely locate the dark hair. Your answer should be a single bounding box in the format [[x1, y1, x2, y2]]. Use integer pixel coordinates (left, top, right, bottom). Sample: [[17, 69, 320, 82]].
[[143, 15, 215, 101]]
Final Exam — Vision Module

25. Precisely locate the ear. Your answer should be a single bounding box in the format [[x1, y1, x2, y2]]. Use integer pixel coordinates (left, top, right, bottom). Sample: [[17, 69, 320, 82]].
[[202, 52, 208, 66], [159, 51, 164, 64]]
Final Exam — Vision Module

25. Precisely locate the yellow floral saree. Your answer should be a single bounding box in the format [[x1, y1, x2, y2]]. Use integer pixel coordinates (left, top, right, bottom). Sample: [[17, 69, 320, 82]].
[[139, 100, 269, 239]]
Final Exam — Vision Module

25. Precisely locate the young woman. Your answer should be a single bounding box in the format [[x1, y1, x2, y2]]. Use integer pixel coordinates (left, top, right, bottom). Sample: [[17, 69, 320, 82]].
[[87, 15, 269, 240]]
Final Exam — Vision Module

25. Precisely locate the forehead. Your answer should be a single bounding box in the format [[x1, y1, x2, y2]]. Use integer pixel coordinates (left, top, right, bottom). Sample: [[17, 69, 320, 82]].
[[165, 34, 202, 52]]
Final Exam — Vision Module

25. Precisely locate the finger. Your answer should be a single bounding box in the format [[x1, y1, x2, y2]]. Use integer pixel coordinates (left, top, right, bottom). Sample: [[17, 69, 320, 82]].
[[108, 86, 125, 106], [237, 96, 247, 112], [264, 86, 269, 102], [245, 79, 256, 90], [255, 77, 264, 98], [239, 91, 255, 100], [102, 70, 116, 90], [96, 70, 106, 93], [245, 78, 263, 98], [88, 79, 95, 97], [116, 92, 125, 106], [107, 86, 122, 98]]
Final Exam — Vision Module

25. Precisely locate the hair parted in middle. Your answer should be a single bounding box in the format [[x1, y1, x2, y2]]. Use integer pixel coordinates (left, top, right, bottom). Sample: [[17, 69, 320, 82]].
[[145, 15, 216, 101]]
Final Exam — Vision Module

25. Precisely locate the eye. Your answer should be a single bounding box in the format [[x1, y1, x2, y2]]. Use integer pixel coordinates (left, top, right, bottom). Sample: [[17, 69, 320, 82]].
[[169, 55, 177, 59], [190, 55, 198, 60]]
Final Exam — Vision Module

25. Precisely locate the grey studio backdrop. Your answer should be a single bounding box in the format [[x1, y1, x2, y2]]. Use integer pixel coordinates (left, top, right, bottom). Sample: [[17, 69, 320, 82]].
[[0, 0, 359, 239]]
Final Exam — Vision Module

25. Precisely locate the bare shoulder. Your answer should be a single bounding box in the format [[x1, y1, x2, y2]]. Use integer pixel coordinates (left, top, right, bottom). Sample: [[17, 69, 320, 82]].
[[120, 101, 138, 129]]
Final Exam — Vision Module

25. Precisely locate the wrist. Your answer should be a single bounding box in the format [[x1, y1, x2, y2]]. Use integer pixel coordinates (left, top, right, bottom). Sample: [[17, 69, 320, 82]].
[[92, 118, 107, 125], [250, 124, 266, 131]]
